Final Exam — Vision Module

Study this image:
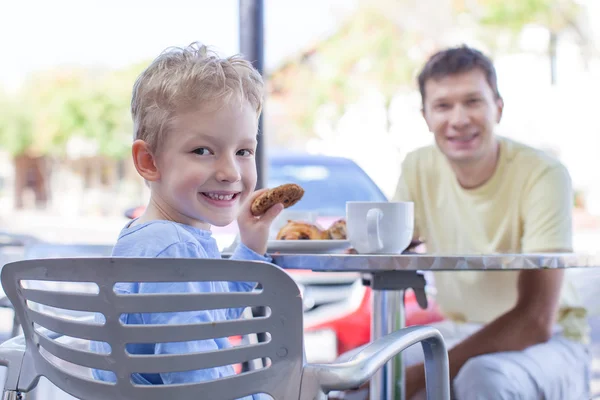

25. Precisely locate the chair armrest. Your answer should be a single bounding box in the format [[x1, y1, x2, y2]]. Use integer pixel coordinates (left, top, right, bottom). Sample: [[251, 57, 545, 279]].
[[0, 335, 27, 391], [302, 326, 450, 398]]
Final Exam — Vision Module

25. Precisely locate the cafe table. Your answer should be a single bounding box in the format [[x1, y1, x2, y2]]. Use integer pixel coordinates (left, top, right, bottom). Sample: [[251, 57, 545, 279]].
[[270, 252, 600, 400]]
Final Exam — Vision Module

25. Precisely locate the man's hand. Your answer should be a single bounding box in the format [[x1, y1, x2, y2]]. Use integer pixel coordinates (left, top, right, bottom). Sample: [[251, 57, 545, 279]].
[[237, 189, 284, 255]]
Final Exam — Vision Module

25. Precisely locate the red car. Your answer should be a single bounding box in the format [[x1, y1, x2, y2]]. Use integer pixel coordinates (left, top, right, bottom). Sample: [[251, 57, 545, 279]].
[[125, 152, 443, 361]]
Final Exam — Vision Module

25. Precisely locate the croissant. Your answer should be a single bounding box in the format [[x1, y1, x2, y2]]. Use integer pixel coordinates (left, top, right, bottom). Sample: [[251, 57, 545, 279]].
[[327, 219, 347, 240], [276, 221, 330, 240]]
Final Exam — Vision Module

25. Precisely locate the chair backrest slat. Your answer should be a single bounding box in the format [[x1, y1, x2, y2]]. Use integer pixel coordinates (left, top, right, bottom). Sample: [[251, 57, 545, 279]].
[[110, 292, 267, 314], [118, 317, 273, 343], [36, 334, 115, 371], [23, 289, 101, 312], [29, 309, 107, 341], [125, 342, 274, 374], [1, 257, 305, 400], [24, 288, 268, 314], [28, 309, 106, 341]]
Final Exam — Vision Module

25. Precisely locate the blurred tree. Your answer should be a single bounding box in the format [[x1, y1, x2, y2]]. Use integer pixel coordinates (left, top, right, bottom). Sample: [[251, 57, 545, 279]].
[[0, 93, 35, 156], [96, 61, 147, 158], [0, 63, 145, 208], [18, 64, 142, 160], [0, 59, 146, 161], [463, 0, 593, 84], [267, 1, 430, 144], [0, 90, 50, 208], [20, 69, 92, 156]]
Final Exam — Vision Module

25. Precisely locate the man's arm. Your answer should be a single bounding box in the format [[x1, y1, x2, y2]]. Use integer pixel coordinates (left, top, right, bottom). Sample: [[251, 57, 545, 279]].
[[406, 268, 564, 397], [438, 268, 563, 375], [406, 164, 573, 397]]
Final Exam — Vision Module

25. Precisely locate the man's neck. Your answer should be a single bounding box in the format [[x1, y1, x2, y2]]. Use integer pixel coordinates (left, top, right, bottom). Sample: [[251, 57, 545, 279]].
[[451, 139, 500, 190]]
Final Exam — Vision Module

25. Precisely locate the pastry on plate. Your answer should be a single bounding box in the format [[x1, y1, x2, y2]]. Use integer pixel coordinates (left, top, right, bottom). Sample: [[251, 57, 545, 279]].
[[327, 219, 347, 240], [276, 221, 330, 240]]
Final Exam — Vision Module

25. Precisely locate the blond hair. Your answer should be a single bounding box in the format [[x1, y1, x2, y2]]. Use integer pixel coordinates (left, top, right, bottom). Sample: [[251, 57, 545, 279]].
[[131, 42, 264, 154]]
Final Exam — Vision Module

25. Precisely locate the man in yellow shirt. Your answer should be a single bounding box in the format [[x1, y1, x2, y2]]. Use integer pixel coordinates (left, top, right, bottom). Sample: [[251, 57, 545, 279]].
[[394, 46, 589, 399]]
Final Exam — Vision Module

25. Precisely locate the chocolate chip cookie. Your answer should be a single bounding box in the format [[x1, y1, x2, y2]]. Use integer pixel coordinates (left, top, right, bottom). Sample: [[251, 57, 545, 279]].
[[251, 183, 304, 216]]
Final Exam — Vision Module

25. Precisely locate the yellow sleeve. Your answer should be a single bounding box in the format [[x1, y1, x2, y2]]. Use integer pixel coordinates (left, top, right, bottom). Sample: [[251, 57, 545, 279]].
[[521, 164, 573, 252], [392, 172, 412, 202], [392, 157, 421, 241]]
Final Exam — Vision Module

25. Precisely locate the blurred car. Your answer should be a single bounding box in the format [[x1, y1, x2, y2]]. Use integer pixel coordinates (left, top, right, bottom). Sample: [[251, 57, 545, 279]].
[[125, 152, 443, 361]]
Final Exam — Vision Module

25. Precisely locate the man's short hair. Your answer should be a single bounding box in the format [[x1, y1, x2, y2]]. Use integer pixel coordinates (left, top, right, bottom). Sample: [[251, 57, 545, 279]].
[[417, 45, 501, 107], [131, 42, 264, 155]]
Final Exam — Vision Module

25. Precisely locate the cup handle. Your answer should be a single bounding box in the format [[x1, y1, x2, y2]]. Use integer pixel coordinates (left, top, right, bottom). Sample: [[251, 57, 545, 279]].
[[366, 208, 384, 252]]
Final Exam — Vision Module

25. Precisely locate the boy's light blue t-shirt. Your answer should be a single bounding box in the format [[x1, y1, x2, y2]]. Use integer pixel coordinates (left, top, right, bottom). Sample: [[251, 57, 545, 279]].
[[91, 220, 271, 400]]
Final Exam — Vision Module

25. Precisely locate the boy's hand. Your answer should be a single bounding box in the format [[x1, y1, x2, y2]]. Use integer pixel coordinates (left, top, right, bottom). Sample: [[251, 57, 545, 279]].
[[238, 189, 284, 255]]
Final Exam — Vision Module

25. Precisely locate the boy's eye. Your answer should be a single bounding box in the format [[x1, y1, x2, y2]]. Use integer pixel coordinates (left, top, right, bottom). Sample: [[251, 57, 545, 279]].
[[193, 148, 212, 156], [236, 149, 253, 157]]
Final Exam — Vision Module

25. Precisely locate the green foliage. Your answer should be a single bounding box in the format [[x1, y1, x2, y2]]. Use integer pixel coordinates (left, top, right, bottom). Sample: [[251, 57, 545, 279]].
[[0, 94, 35, 156], [477, 0, 581, 33], [0, 0, 587, 154], [0, 62, 146, 158], [268, 6, 420, 141]]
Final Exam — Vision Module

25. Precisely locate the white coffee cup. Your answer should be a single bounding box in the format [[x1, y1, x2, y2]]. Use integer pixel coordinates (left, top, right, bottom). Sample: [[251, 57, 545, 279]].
[[346, 201, 414, 254]]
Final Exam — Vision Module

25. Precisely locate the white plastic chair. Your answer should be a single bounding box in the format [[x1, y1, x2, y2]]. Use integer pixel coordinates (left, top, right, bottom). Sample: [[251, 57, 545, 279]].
[[0, 232, 42, 339], [0, 243, 114, 340], [0, 257, 450, 399]]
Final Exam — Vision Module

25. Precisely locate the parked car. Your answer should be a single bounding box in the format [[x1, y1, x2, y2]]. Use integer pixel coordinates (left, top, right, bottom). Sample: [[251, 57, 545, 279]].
[[125, 152, 443, 361]]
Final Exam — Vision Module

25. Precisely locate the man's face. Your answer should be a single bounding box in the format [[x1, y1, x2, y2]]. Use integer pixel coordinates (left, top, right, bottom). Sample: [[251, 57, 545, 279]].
[[422, 69, 503, 165]]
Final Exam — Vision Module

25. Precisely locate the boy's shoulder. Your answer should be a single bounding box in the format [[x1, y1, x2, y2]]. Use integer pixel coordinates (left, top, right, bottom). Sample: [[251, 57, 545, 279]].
[[113, 220, 207, 257]]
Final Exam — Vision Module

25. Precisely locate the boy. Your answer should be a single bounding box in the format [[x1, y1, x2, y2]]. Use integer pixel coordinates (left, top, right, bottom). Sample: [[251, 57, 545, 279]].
[[91, 42, 283, 397]]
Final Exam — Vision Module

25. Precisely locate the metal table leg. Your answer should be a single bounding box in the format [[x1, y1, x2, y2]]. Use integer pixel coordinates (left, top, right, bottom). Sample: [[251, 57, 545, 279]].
[[370, 289, 405, 400], [367, 271, 428, 400], [389, 290, 405, 400], [370, 289, 385, 399]]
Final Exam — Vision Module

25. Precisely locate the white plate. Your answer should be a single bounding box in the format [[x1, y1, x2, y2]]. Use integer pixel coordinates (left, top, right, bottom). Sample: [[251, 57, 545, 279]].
[[267, 239, 351, 254]]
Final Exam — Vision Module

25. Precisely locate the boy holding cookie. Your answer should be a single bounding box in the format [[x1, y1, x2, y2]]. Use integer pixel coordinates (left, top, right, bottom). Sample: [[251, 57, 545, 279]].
[[91, 43, 291, 394]]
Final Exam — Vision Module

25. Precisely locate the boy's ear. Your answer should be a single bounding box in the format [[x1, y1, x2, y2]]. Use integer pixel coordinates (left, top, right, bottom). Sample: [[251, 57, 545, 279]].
[[132, 140, 160, 182]]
